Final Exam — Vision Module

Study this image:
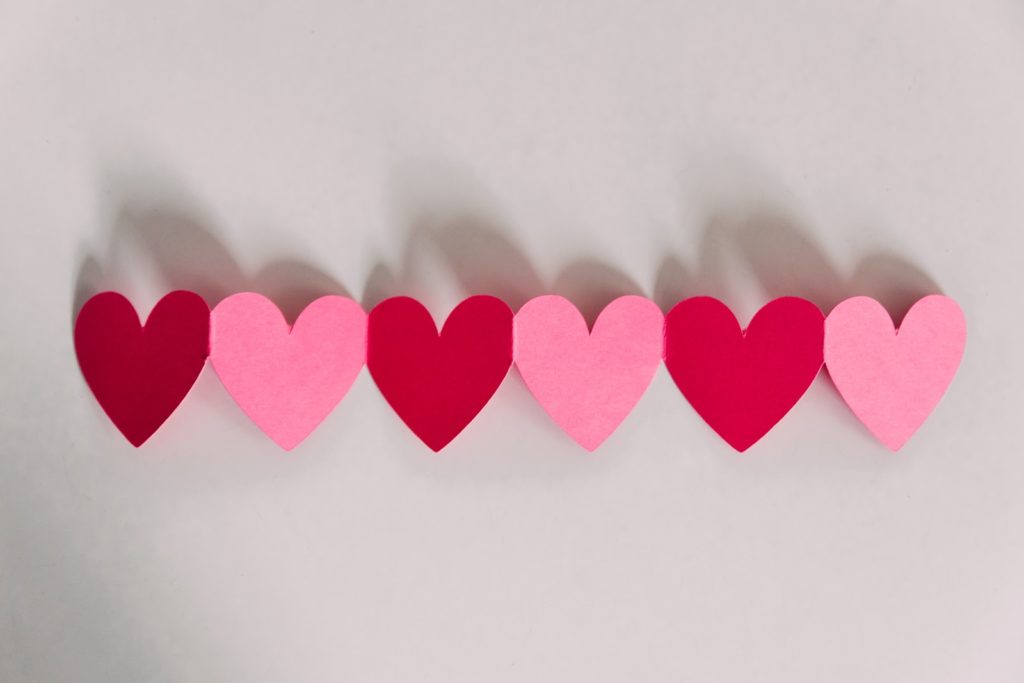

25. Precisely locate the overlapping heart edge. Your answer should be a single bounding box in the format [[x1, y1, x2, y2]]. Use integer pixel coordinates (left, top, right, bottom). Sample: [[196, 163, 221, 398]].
[[73, 291, 965, 452]]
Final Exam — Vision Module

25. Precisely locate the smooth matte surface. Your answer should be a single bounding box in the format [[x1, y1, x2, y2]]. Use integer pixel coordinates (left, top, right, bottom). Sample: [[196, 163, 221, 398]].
[[210, 293, 367, 451], [825, 295, 967, 451], [73, 290, 210, 446], [368, 295, 513, 451], [664, 296, 825, 452], [2, 1, 1023, 681], [515, 295, 663, 450]]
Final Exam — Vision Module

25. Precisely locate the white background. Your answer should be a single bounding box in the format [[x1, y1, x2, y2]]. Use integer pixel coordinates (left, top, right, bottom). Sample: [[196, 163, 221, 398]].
[[2, 1, 1023, 681]]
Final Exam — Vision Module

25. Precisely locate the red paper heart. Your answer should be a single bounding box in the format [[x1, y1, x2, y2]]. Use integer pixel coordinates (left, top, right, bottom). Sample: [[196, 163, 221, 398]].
[[367, 295, 513, 451], [664, 297, 824, 452], [74, 291, 210, 446]]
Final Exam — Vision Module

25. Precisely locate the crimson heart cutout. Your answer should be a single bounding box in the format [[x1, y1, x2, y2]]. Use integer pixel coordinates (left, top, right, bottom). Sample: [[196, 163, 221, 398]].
[[367, 295, 513, 451], [74, 291, 210, 446], [664, 297, 824, 451]]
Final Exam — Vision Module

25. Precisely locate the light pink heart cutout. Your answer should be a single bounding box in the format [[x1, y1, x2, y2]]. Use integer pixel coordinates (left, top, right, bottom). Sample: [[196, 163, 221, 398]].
[[824, 295, 966, 451], [210, 293, 367, 450], [514, 295, 664, 450]]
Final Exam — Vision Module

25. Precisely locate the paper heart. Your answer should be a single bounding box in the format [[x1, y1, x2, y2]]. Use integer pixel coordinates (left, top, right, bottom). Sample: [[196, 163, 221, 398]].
[[74, 290, 210, 446], [209, 293, 366, 450], [664, 297, 824, 451], [514, 295, 663, 450], [824, 295, 965, 450], [367, 295, 513, 451]]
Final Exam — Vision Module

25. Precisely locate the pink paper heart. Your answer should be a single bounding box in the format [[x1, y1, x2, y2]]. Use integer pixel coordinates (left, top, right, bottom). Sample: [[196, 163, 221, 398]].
[[514, 295, 664, 450], [824, 295, 966, 451], [210, 293, 367, 450]]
